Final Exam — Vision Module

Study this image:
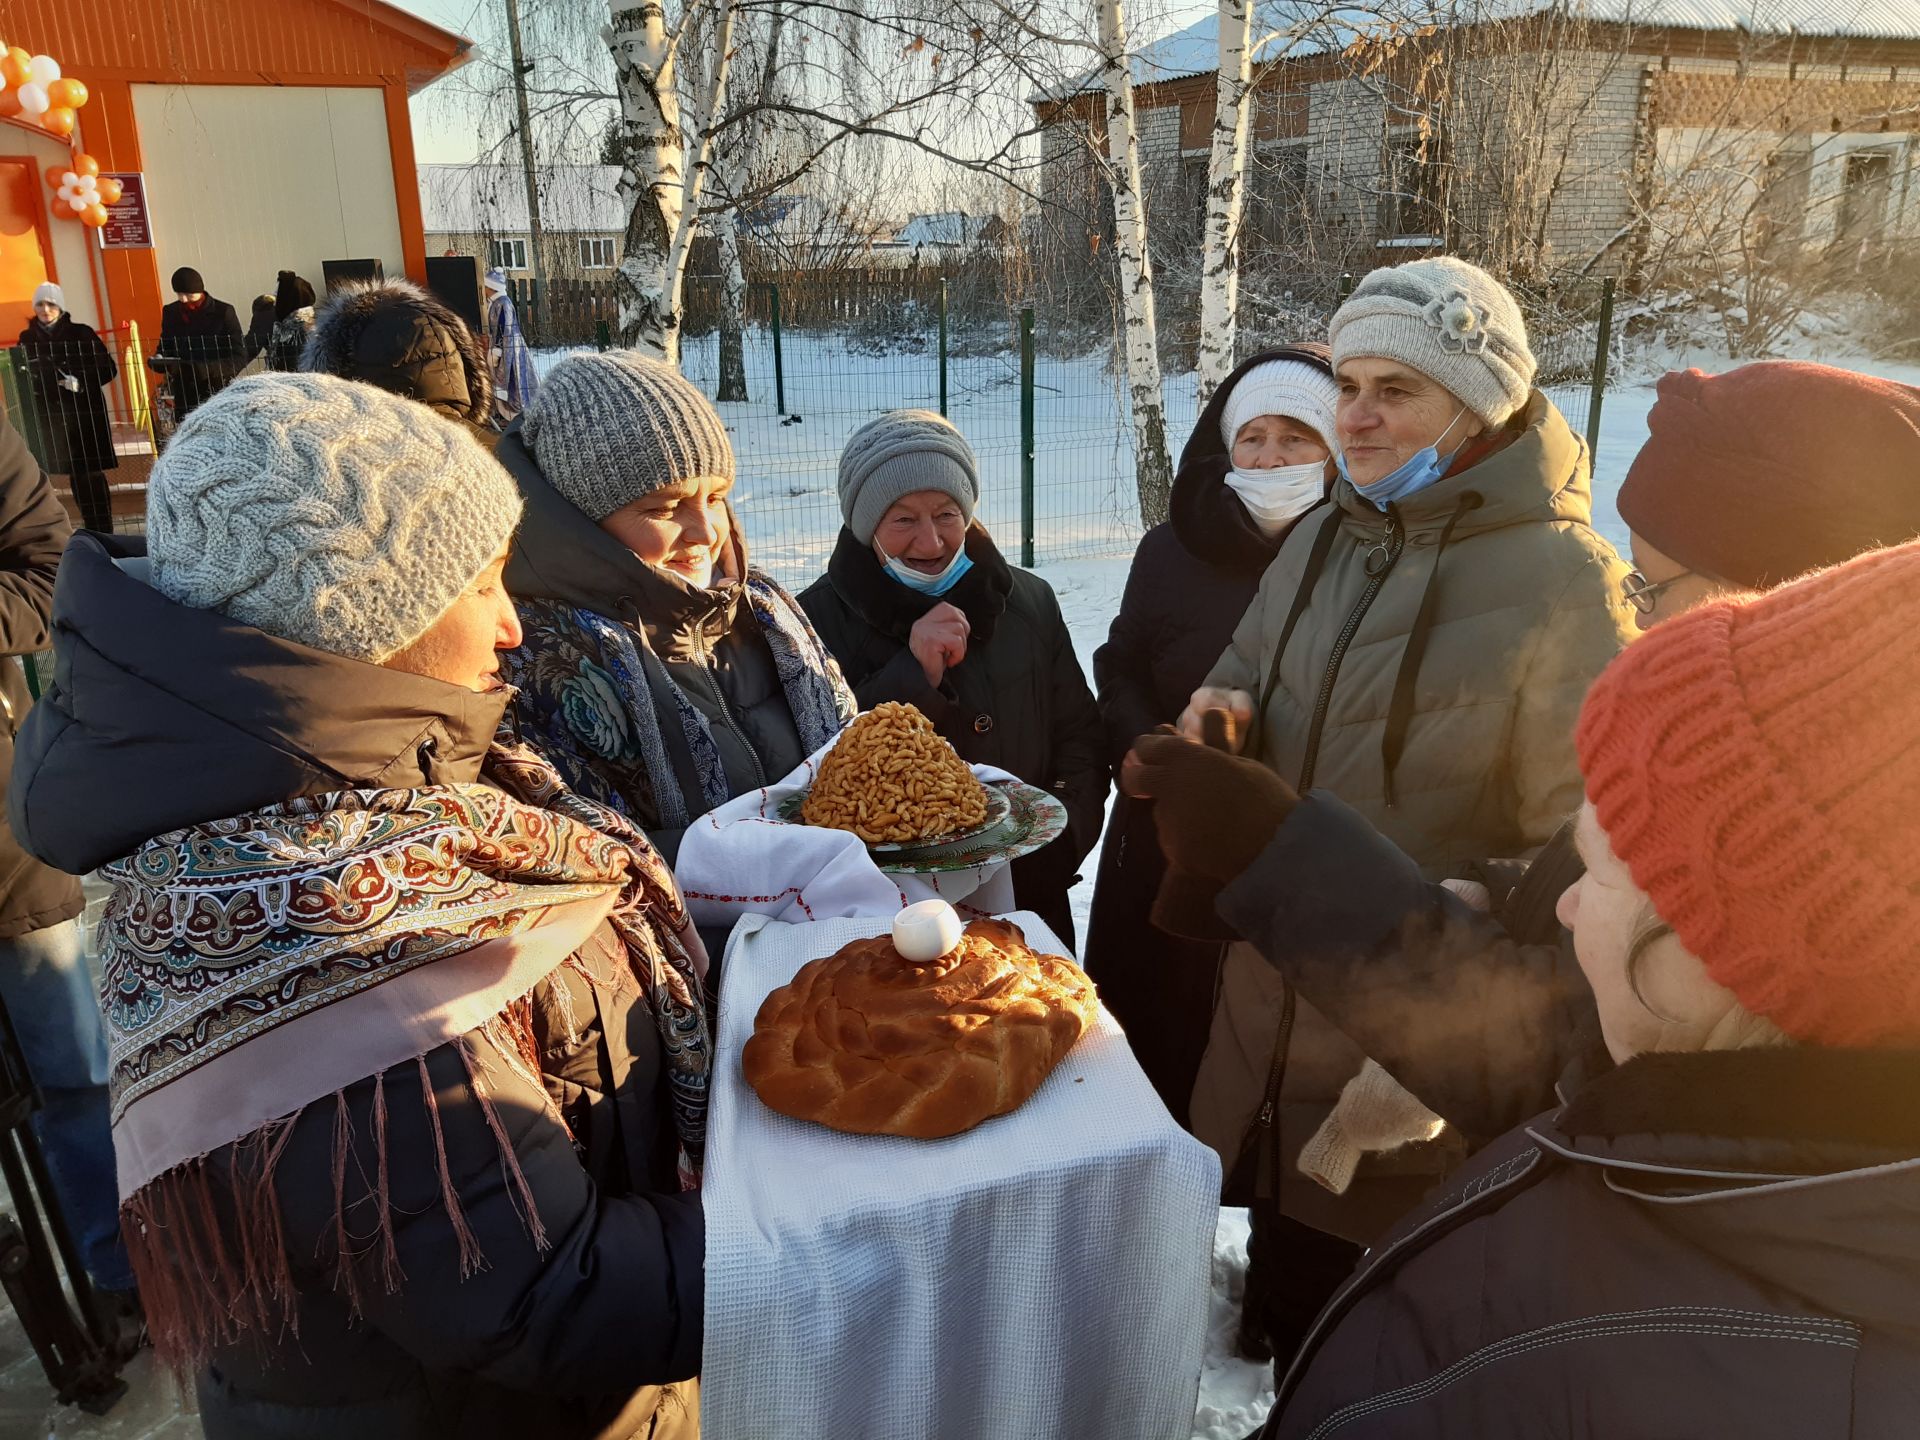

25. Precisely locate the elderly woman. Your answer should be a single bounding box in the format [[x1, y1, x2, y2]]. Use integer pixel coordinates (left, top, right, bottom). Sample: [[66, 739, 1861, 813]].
[[798, 410, 1106, 945], [1086, 343, 1338, 1124], [11, 375, 707, 1439], [1129, 537, 1920, 1436], [498, 351, 851, 870]]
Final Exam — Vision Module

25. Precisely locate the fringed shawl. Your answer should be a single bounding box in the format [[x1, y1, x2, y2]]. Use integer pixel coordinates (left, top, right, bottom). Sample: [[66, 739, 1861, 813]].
[[99, 741, 709, 1369]]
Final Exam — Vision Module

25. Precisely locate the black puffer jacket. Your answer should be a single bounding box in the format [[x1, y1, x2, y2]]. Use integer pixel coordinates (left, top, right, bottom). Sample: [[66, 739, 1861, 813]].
[[0, 420, 80, 939], [798, 526, 1107, 945], [498, 426, 807, 862], [153, 294, 244, 417], [11, 535, 702, 1440], [1221, 793, 1920, 1440], [1084, 346, 1333, 1119], [302, 278, 493, 433]]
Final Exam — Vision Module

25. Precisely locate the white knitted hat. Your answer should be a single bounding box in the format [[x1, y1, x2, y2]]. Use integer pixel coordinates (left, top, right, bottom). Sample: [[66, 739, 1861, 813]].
[[31, 283, 63, 310], [1219, 359, 1341, 453], [1328, 256, 1536, 428], [148, 373, 524, 663]]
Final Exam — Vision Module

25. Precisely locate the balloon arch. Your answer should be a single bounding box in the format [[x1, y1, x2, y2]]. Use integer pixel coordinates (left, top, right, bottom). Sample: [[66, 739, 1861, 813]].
[[0, 38, 117, 228]]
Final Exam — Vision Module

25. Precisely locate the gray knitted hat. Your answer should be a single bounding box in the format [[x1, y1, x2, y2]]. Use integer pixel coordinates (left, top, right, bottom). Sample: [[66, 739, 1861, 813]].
[[1329, 256, 1536, 428], [148, 373, 524, 664], [522, 351, 733, 521], [837, 409, 979, 545]]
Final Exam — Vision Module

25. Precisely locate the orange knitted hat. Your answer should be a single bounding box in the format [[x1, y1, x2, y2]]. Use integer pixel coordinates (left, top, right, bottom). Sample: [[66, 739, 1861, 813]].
[[1575, 538, 1920, 1046]]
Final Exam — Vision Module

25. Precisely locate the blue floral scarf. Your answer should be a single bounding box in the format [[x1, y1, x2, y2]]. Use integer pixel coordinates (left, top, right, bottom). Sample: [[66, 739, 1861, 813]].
[[503, 571, 852, 831]]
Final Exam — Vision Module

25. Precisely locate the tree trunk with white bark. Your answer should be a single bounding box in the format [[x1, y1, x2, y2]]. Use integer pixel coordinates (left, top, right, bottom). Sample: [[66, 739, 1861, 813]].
[[608, 0, 737, 362], [716, 199, 750, 400], [1196, 0, 1252, 408], [1096, 0, 1175, 527]]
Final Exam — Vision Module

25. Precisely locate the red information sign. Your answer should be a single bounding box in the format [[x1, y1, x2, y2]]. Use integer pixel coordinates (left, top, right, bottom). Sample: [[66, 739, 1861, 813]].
[[98, 173, 151, 249]]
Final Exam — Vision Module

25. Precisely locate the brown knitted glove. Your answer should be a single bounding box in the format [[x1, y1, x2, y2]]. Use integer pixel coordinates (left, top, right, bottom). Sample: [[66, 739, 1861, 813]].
[[1122, 713, 1301, 938]]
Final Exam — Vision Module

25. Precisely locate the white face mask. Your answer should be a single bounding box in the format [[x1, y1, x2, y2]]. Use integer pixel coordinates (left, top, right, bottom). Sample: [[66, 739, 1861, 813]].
[[1224, 460, 1327, 537]]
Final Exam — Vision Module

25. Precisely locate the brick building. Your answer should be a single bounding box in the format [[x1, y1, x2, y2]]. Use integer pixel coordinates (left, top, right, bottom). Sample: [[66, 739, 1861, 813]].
[[1035, 0, 1920, 282]]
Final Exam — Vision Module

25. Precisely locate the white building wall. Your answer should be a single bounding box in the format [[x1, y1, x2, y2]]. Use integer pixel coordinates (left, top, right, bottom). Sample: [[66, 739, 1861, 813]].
[[131, 84, 405, 308]]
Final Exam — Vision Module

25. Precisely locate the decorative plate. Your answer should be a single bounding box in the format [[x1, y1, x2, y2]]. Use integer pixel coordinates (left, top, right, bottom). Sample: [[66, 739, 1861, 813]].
[[776, 779, 1012, 852], [877, 781, 1069, 876]]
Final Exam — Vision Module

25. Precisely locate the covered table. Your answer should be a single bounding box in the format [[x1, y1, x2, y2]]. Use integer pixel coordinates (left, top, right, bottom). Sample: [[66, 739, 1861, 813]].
[[702, 911, 1221, 1439]]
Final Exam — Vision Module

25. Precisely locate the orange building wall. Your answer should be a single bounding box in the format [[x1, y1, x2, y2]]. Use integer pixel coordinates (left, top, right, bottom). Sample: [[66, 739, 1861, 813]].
[[0, 0, 462, 347]]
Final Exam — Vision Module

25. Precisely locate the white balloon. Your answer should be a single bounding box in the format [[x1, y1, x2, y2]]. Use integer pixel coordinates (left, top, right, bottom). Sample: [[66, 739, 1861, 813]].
[[27, 55, 58, 89], [68, 194, 86, 214], [15, 82, 47, 116], [59, 170, 76, 188]]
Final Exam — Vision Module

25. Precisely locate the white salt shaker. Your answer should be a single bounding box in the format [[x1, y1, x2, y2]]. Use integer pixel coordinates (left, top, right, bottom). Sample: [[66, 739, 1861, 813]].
[[892, 899, 964, 962]]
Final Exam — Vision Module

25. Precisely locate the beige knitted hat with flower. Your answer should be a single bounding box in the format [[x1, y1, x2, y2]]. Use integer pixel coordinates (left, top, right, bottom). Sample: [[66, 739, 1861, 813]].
[[1328, 256, 1536, 428]]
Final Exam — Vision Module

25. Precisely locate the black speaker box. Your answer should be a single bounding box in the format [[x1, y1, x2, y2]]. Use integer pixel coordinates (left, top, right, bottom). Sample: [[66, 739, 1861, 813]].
[[321, 258, 385, 294], [425, 254, 487, 333]]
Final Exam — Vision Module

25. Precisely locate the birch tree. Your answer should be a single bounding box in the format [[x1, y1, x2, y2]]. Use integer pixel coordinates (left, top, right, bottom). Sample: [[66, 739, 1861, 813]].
[[607, 0, 738, 359], [1195, 0, 1253, 407], [1095, 0, 1174, 526]]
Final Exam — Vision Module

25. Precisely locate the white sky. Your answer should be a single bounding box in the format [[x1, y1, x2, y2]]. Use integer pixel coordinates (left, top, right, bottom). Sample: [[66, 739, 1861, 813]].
[[387, 0, 1214, 165]]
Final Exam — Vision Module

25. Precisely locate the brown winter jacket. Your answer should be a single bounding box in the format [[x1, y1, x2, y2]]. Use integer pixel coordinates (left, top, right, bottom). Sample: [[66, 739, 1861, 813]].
[[0, 418, 81, 938], [1191, 392, 1634, 1240]]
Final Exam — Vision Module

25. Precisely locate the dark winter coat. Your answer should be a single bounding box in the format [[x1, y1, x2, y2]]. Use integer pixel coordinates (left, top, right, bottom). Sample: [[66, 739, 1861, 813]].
[[1085, 345, 1332, 1122], [498, 427, 815, 863], [15, 314, 119, 475], [10, 534, 702, 1440], [301, 278, 493, 432], [1222, 794, 1920, 1440], [798, 526, 1107, 945], [243, 294, 276, 363], [0, 421, 81, 939], [266, 272, 318, 373], [153, 294, 244, 417]]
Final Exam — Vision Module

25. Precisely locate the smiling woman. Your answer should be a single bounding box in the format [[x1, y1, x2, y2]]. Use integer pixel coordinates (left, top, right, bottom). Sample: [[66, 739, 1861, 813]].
[[492, 350, 853, 874]]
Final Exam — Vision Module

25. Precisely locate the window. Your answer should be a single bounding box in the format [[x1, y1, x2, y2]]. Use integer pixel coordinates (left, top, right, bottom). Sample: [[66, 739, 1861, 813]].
[[489, 237, 529, 271], [1246, 145, 1312, 250], [580, 236, 617, 269], [1378, 130, 1445, 244], [1838, 149, 1894, 245]]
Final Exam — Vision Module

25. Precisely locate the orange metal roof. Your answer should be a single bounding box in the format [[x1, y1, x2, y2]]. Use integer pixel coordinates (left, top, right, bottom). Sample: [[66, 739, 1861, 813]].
[[1, 0, 473, 94]]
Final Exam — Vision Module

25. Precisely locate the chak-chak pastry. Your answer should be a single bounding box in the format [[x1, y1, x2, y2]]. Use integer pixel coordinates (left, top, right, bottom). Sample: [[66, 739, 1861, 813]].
[[801, 702, 989, 843]]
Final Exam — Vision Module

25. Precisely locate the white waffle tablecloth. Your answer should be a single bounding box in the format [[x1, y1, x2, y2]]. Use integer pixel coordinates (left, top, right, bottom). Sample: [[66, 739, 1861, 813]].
[[701, 911, 1221, 1440]]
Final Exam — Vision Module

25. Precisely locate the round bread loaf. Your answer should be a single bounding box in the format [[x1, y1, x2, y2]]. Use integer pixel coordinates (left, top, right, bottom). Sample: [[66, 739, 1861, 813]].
[[742, 918, 1099, 1139]]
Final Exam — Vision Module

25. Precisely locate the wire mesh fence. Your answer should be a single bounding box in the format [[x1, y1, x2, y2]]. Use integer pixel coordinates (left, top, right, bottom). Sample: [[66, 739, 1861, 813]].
[[11, 272, 1616, 591]]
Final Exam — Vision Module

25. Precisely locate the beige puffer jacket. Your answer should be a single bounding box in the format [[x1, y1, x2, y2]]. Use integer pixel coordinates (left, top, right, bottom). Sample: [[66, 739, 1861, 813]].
[[1192, 391, 1636, 1242], [1205, 389, 1634, 871]]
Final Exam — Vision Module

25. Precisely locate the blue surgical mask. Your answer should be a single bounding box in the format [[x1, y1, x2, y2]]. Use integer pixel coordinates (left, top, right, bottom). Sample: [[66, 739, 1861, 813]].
[[1338, 408, 1468, 511], [880, 541, 973, 597]]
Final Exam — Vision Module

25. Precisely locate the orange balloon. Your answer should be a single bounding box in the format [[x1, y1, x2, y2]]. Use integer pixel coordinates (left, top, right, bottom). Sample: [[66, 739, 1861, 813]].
[[0, 90, 21, 119], [47, 78, 86, 110], [44, 164, 66, 189], [40, 106, 75, 138], [0, 47, 30, 89], [96, 177, 122, 205], [81, 202, 107, 228], [71, 152, 97, 178]]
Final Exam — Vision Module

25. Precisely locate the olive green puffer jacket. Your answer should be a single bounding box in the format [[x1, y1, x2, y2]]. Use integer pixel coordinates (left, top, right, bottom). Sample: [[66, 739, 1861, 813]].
[[1204, 390, 1635, 875]]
